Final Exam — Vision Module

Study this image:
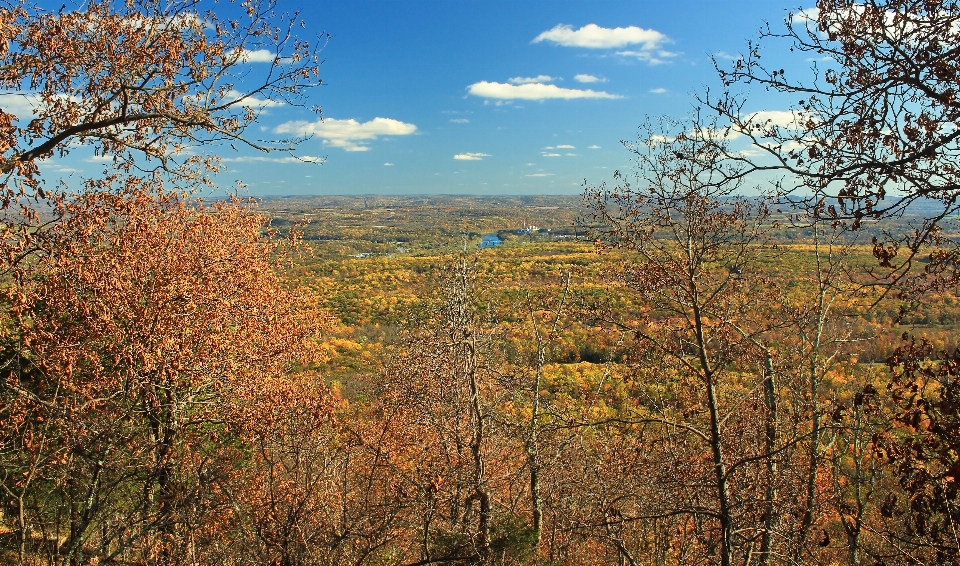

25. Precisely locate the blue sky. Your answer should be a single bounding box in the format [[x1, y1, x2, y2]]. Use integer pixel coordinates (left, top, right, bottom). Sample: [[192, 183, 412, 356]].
[[40, 1, 813, 196]]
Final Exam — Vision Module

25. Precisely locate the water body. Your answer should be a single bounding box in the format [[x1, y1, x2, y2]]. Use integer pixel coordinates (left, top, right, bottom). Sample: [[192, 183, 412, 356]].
[[478, 234, 503, 249]]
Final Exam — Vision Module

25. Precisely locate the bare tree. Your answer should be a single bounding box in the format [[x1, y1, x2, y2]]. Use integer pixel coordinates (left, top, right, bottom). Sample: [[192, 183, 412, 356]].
[[584, 116, 796, 565]]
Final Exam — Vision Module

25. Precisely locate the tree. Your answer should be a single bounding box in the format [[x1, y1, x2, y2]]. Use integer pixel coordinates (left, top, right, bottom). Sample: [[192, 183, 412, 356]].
[[0, 2, 329, 564], [713, 3, 960, 560], [878, 336, 960, 564], [0, 0, 321, 179], [0, 0, 321, 265], [710, 0, 960, 300], [0, 185, 324, 564], [584, 117, 793, 565], [715, 0, 960, 219]]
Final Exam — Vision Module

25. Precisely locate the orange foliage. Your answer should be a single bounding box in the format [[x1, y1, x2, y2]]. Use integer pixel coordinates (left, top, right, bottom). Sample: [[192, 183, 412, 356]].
[[0, 185, 325, 564]]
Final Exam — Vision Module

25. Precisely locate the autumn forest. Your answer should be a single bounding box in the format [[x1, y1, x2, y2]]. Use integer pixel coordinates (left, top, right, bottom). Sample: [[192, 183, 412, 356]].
[[2, 1, 960, 566]]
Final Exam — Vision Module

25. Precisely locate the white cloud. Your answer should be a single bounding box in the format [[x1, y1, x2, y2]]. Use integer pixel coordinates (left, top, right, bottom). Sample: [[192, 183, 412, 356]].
[[454, 152, 490, 161], [791, 8, 819, 24], [274, 117, 418, 152], [0, 91, 87, 119], [761, 140, 805, 152], [230, 48, 276, 63], [555, 144, 575, 149], [468, 81, 621, 100], [37, 159, 80, 174], [790, 6, 901, 37], [0, 91, 41, 118], [509, 75, 555, 85], [221, 155, 323, 163], [85, 155, 116, 163], [649, 88, 668, 94], [534, 23, 667, 49], [574, 74, 605, 83], [542, 153, 561, 157], [121, 13, 206, 35], [713, 51, 741, 62], [616, 49, 677, 65], [745, 109, 811, 129], [688, 127, 742, 142], [588, 145, 601, 149], [565, 153, 577, 156], [450, 118, 470, 123], [526, 173, 554, 177], [223, 89, 284, 109], [384, 162, 394, 166]]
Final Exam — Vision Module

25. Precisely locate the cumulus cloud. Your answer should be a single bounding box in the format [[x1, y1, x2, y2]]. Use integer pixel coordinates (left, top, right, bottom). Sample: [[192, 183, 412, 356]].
[[588, 145, 601, 149], [454, 152, 490, 161], [542, 153, 561, 157], [85, 155, 116, 163], [230, 48, 276, 63], [649, 88, 668, 94], [574, 74, 605, 83], [791, 8, 819, 23], [221, 155, 323, 163], [384, 162, 394, 166], [0, 91, 87, 119], [184, 89, 283, 110], [555, 144, 575, 149], [468, 81, 621, 100], [0, 91, 41, 118], [789, 6, 899, 38], [526, 173, 554, 177], [745, 110, 810, 129], [222, 89, 284, 109], [509, 75, 555, 85], [688, 127, 740, 142], [534, 23, 667, 49], [761, 140, 805, 152], [274, 117, 418, 152], [450, 118, 470, 123]]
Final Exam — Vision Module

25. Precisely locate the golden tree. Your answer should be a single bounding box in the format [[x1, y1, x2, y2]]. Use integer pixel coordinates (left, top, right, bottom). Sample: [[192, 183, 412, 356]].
[[0, 184, 324, 564]]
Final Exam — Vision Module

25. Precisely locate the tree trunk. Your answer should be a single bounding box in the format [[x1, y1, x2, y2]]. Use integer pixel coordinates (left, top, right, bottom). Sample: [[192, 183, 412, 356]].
[[759, 352, 778, 565], [692, 292, 733, 566], [467, 324, 490, 563]]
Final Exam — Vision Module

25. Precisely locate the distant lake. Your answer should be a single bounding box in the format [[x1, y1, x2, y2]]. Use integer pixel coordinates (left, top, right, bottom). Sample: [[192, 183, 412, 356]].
[[478, 234, 503, 248]]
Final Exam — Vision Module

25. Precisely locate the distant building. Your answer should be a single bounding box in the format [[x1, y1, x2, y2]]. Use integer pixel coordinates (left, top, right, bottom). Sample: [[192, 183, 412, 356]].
[[519, 225, 538, 235], [478, 234, 503, 249]]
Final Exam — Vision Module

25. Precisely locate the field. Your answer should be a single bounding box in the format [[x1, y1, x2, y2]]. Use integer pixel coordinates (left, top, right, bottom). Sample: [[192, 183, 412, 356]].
[[260, 195, 960, 386]]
